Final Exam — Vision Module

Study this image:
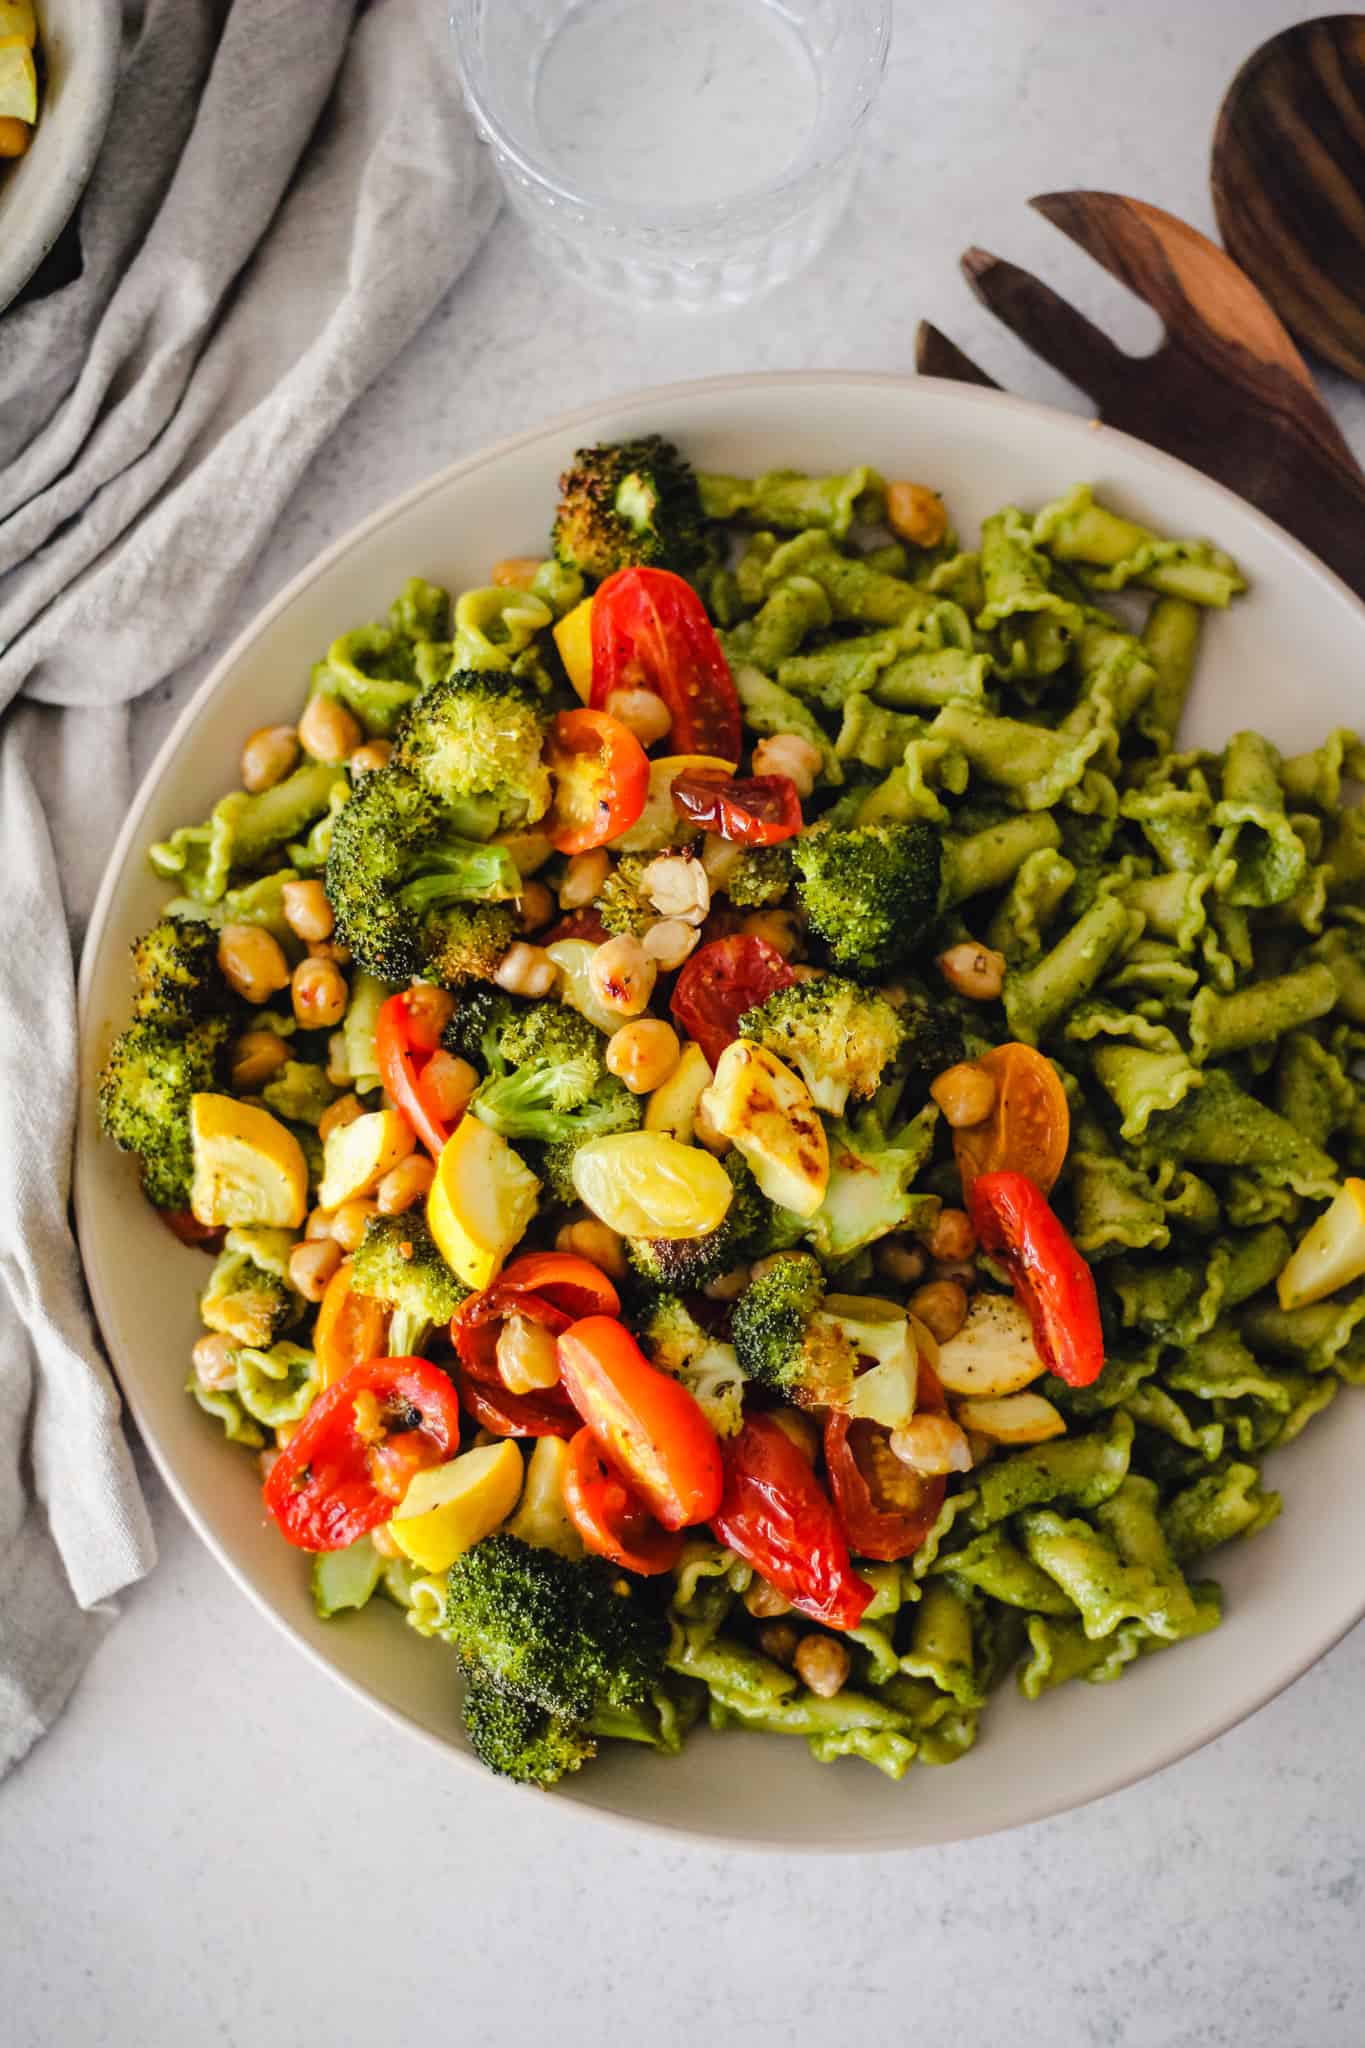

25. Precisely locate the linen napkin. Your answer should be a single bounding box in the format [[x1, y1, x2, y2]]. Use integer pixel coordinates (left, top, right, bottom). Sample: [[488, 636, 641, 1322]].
[[0, 0, 497, 1775]]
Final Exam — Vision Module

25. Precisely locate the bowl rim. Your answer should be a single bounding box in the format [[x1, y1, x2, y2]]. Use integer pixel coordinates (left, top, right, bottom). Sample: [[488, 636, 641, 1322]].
[[74, 368, 1365, 1854], [0, 0, 122, 313]]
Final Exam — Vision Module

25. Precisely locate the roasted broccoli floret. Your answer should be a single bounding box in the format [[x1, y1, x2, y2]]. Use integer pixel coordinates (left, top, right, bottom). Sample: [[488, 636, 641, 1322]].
[[552, 435, 708, 585], [730, 1252, 857, 1408], [893, 987, 966, 1099], [464, 996, 642, 1149], [200, 1242, 296, 1349], [97, 1015, 230, 1208], [445, 1534, 668, 1722], [595, 852, 658, 938], [739, 975, 905, 1116], [394, 668, 550, 830], [462, 1666, 597, 1786], [261, 1061, 338, 1127], [809, 1096, 941, 1262], [792, 821, 942, 976], [325, 766, 520, 985], [626, 1151, 801, 1290], [351, 1211, 470, 1355], [131, 914, 227, 1025], [722, 843, 793, 909], [641, 1295, 746, 1437]]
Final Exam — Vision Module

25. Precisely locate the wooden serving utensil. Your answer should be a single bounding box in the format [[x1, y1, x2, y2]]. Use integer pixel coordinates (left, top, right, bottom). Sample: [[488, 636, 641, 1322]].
[[1212, 14, 1365, 384], [915, 191, 1365, 602]]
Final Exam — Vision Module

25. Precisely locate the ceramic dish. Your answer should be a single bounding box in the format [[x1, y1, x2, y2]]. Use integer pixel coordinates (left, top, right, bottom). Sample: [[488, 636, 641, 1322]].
[[0, 0, 120, 315], [75, 373, 1365, 1851]]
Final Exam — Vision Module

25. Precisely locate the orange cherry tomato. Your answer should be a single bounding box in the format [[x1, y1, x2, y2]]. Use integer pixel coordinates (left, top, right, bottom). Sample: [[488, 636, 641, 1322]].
[[562, 1427, 683, 1575], [544, 707, 649, 855], [823, 1347, 950, 1564], [557, 1315, 723, 1531], [951, 1041, 1070, 1199], [315, 1258, 391, 1389]]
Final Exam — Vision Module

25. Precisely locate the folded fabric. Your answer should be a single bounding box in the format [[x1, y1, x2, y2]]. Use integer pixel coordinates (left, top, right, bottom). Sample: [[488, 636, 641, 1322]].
[[0, 0, 497, 1775]]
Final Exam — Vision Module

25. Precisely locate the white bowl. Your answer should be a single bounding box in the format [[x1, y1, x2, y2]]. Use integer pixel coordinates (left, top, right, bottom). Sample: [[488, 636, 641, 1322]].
[[0, 0, 120, 314], [75, 373, 1365, 1852]]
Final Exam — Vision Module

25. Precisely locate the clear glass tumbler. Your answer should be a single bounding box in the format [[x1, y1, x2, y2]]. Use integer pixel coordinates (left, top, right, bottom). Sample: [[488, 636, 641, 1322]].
[[448, 0, 891, 308]]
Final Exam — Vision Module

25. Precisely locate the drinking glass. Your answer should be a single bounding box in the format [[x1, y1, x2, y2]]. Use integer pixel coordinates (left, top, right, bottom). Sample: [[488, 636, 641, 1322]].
[[449, 0, 891, 307]]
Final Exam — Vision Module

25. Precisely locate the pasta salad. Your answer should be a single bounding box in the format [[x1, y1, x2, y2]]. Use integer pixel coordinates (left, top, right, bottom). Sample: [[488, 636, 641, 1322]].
[[98, 436, 1365, 1788]]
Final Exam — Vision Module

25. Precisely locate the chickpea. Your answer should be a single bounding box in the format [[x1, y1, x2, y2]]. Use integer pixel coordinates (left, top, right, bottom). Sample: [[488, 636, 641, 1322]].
[[794, 1634, 851, 1700], [494, 941, 558, 997], [757, 1622, 801, 1668], [281, 878, 334, 944], [559, 847, 609, 910], [908, 1278, 969, 1344], [930, 1061, 997, 1128], [751, 733, 821, 800], [192, 1333, 238, 1391], [405, 983, 457, 1040], [742, 1578, 792, 1619], [587, 934, 656, 1017], [922, 1207, 977, 1264], [298, 692, 362, 763], [873, 1237, 927, 1288], [288, 1237, 342, 1302], [218, 924, 290, 1006], [700, 833, 742, 890], [890, 1412, 974, 1477], [376, 1154, 436, 1216], [331, 1199, 379, 1252], [642, 852, 709, 926], [740, 909, 801, 958], [230, 1028, 290, 1093], [886, 480, 948, 550], [496, 1313, 562, 1394], [937, 940, 1006, 1001], [606, 687, 672, 748], [555, 1218, 628, 1283], [418, 1051, 478, 1123], [770, 1407, 820, 1462], [933, 1257, 978, 1288], [0, 118, 33, 159], [605, 1018, 680, 1095], [318, 1092, 365, 1144], [240, 723, 299, 794], [305, 1207, 337, 1241], [349, 739, 393, 778], [642, 918, 700, 971], [517, 879, 555, 933], [292, 955, 348, 1030], [702, 1264, 751, 1303], [491, 556, 544, 590]]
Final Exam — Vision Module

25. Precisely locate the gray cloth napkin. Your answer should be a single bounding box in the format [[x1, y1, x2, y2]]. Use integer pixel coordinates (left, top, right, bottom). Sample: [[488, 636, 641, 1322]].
[[0, 0, 497, 1775]]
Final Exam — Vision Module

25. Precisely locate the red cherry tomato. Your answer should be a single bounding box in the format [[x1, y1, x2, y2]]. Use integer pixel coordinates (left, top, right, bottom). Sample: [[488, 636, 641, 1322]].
[[557, 1315, 723, 1531], [263, 1358, 462, 1551], [544, 707, 649, 855], [495, 1251, 621, 1321], [670, 768, 803, 846], [456, 1371, 581, 1440], [970, 1169, 1105, 1388], [540, 907, 609, 947], [670, 933, 796, 1070], [562, 1427, 683, 1575], [450, 1284, 581, 1438], [712, 1414, 874, 1632], [590, 566, 741, 763], [376, 990, 453, 1161], [824, 1415, 947, 1563]]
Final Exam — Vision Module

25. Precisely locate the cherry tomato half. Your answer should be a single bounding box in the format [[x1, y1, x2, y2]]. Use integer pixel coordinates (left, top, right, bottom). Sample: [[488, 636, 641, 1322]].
[[970, 1169, 1105, 1388], [315, 1257, 391, 1389], [263, 1357, 462, 1551], [562, 1427, 683, 1575], [495, 1251, 621, 1322], [824, 1414, 947, 1564], [450, 1284, 581, 1438], [951, 1042, 1070, 1200], [712, 1414, 874, 1632], [545, 707, 649, 856], [376, 990, 453, 1161], [670, 768, 803, 847], [557, 1315, 723, 1531], [670, 933, 796, 1071], [591, 567, 741, 763]]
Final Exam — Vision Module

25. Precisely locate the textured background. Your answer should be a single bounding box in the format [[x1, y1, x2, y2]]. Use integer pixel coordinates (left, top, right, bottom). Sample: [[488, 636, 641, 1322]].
[[4, 2, 1364, 2041]]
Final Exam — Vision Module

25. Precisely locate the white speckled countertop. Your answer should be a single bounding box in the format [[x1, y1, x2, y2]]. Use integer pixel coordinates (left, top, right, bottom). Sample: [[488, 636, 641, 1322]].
[[4, 4, 1364, 2041]]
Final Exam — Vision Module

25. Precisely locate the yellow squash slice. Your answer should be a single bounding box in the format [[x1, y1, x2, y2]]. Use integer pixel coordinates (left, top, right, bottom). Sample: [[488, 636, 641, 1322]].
[[389, 1441, 525, 1573], [189, 1094, 308, 1230], [427, 1113, 540, 1288]]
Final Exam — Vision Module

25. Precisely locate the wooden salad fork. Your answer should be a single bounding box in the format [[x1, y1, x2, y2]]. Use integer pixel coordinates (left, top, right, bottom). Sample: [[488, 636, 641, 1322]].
[[915, 191, 1365, 602]]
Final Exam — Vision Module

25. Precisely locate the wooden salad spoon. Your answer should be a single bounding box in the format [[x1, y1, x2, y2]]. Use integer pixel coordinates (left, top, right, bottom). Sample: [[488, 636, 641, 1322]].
[[914, 191, 1365, 602], [1212, 14, 1365, 384]]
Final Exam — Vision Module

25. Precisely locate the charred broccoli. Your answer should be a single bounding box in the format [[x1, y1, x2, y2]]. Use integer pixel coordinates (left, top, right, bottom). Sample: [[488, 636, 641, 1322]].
[[640, 1295, 746, 1437], [98, 1015, 230, 1208], [552, 435, 708, 585], [199, 1236, 297, 1349], [351, 1211, 469, 1355], [595, 853, 658, 939], [462, 1666, 597, 1786], [394, 668, 550, 831], [325, 766, 519, 985], [722, 843, 794, 909], [730, 1252, 858, 1408], [459, 994, 643, 1151], [792, 821, 942, 977], [626, 1151, 802, 1290], [130, 914, 228, 1026], [739, 975, 905, 1116]]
